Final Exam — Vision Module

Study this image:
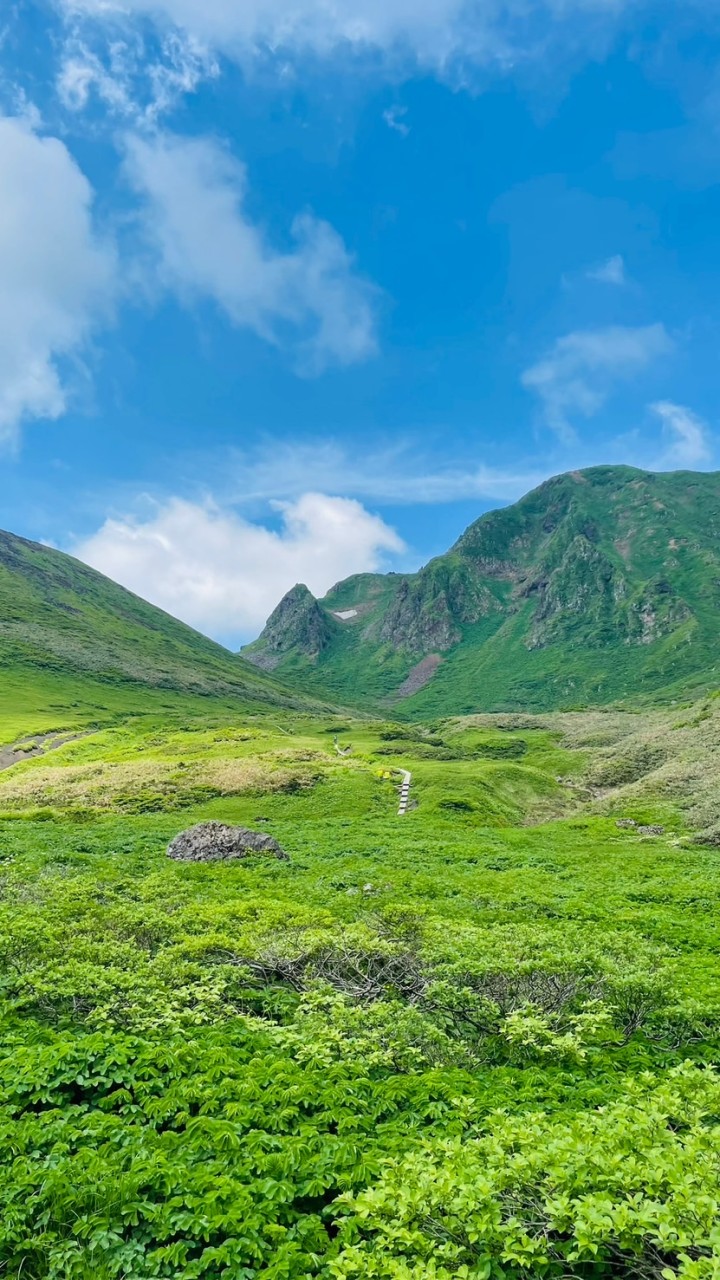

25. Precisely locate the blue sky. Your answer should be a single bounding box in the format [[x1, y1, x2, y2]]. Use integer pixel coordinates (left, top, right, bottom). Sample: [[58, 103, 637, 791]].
[[2, 0, 719, 645]]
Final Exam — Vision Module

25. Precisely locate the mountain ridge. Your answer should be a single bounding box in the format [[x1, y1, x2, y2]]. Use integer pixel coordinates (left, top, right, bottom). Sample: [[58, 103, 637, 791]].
[[0, 528, 321, 732], [243, 464, 720, 714]]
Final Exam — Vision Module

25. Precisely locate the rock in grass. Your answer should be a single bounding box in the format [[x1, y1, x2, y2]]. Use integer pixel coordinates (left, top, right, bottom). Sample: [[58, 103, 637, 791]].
[[615, 818, 665, 835], [167, 821, 288, 863]]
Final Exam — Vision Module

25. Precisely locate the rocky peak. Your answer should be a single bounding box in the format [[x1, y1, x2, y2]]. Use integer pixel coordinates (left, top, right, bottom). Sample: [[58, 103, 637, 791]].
[[244, 583, 335, 669]]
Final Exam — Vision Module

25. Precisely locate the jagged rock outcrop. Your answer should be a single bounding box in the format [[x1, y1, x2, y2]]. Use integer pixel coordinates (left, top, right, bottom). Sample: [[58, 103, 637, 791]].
[[527, 536, 628, 650], [167, 821, 288, 862], [626, 579, 691, 645], [246, 583, 336, 670], [378, 561, 498, 655]]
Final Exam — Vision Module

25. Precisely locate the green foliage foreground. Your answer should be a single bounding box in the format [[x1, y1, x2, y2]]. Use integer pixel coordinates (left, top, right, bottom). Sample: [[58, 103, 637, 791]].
[[1, 711, 720, 1278]]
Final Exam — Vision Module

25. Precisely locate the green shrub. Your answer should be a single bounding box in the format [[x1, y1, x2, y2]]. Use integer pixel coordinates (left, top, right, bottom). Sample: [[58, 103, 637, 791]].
[[332, 1065, 720, 1279]]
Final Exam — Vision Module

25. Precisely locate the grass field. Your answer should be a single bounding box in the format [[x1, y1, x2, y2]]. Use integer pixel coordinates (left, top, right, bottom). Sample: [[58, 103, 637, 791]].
[[2, 697, 720, 1277]]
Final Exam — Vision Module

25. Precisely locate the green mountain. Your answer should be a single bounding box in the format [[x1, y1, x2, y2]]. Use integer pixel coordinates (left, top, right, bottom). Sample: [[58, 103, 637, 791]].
[[0, 529, 314, 734], [244, 465, 720, 714]]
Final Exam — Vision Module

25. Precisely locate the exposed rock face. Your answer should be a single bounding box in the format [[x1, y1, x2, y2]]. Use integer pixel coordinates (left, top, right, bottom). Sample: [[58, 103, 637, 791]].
[[626, 580, 691, 646], [527, 537, 691, 651], [527, 536, 627, 650], [167, 821, 289, 862], [244, 583, 336, 669], [378, 577, 459, 653], [378, 561, 498, 655]]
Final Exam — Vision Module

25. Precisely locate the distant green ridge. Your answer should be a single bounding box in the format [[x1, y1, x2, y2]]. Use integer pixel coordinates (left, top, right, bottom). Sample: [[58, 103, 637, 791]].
[[0, 529, 318, 734], [244, 465, 720, 714]]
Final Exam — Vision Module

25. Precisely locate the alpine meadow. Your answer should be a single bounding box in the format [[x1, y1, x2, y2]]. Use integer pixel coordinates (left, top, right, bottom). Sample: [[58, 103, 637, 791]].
[[4, 0, 720, 1274], [4, 467, 720, 1278]]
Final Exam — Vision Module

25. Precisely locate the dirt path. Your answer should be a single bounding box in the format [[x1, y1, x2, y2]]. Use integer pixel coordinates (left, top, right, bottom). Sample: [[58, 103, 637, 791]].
[[0, 731, 94, 773], [396, 769, 412, 815]]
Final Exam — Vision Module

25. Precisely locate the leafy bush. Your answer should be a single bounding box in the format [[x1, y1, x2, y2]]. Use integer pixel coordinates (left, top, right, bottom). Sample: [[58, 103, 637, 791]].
[[332, 1065, 720, 1279], [0, 708, 719, 1277]]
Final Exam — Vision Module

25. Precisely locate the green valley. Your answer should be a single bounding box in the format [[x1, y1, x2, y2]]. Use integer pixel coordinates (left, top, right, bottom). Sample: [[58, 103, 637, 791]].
[[3, 494, 720, 1278]]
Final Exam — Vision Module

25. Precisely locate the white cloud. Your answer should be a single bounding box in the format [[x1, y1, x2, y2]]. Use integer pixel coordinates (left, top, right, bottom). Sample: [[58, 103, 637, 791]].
[[0, 115, 116, 443], [57, 29, 218, 123], [74, 492, 405, 642], [217, 439, 547, 506], [56, 0, 637, 79], [651, 400, 712, 467], [58, 37, 138, 114], [521, 323, 672, 441], [383, 105, 410, 136], [60, 0, 473, 58], [587, 253, 626, 285], [124, 130, 378, 371]]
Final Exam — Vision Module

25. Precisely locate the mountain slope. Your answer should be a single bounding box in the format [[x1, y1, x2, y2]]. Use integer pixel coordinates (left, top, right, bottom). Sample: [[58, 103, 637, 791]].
[[244, 466, 720, 714], [0, 529, 316, 733]]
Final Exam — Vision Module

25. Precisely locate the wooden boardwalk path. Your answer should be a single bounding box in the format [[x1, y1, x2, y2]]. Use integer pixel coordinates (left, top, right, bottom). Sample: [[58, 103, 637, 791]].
[[396, 769, 412, 815]]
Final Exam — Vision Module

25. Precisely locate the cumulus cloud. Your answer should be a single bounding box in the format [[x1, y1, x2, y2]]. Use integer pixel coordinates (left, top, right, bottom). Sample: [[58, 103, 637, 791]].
[[586, 254, 626, 285], [124, 130, 378, 371], [0, 115, 116, 444], [651, 400, 712, 467], [73, 492, 405, 642], [521, 323, 672, 441]]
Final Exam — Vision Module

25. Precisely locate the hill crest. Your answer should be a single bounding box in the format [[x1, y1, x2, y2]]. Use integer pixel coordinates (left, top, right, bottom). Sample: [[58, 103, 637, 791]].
[[243, 465, 720, 713], [0, 528, 317, 731]]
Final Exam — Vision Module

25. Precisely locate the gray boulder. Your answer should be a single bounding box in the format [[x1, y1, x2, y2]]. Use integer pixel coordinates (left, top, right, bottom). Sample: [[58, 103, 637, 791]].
[[615, 818, 665, 836], [167, 821, 288, 863]]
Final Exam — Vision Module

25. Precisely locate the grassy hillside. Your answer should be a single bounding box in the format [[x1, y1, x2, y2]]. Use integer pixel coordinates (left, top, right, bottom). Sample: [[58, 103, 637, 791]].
[[0, 529, 319, 737], [245, 465, 720, 714], [5, 490, 720, 1275], [1, 699, 720, 1275]]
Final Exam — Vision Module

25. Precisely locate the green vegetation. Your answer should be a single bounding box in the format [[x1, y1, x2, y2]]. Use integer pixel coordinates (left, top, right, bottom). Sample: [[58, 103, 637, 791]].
[[4, 510, 720, 1276], [245, 465, 720, 714], [0, 528, 321, 737], [2, 699, 720, 1278]]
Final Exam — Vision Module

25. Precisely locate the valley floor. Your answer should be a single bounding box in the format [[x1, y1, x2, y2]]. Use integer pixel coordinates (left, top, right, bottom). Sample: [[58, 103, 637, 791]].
[[1, 699, 720, 1277]]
